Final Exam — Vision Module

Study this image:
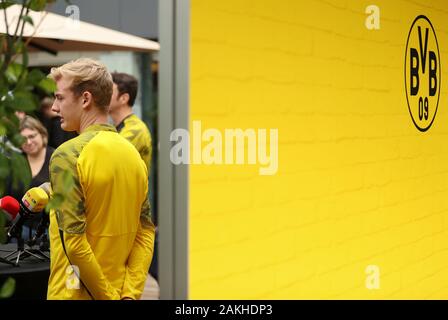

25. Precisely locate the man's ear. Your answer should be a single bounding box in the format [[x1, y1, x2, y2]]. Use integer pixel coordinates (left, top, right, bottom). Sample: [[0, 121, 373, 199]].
[[119, 93, 130, 105], [82, 91, 93, 109]]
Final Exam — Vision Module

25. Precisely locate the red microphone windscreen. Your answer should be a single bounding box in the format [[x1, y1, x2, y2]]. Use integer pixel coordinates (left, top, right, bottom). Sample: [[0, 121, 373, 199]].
[[0, 196, 20, 220]]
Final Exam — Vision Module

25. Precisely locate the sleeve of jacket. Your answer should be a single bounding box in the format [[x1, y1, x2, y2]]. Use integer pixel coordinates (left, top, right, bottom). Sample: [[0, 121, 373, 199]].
[[64, 232, 120, 300], [120, 192, 156, 300]]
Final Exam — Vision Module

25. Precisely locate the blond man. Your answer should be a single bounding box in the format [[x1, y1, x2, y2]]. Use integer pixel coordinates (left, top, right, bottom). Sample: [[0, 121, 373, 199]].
[[47, 58, 155, 300]]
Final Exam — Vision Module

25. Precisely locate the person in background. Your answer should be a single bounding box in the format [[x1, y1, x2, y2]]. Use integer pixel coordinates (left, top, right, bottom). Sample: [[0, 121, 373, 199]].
[[37, 97, 77, 149], [20, 116, 54, 190], [19, 116, 54, 238], [109, 72, 152, 169], [4, 116, 54, 239], [109, 72, 158, 280]]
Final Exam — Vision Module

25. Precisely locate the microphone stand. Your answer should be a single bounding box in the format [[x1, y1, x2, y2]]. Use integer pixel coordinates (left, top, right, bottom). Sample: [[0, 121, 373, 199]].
[[2, 225, 47, 267], [26, 215, 50, 260]]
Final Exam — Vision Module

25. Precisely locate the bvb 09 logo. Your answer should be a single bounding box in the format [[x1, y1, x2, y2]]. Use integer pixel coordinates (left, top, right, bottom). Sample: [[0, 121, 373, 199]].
[[405, 15, 441, 132]]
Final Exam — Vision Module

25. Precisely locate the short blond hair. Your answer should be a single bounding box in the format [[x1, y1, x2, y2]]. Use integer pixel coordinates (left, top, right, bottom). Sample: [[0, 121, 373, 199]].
[[49, 58, 113, 111], [20, 116, 48, 147]]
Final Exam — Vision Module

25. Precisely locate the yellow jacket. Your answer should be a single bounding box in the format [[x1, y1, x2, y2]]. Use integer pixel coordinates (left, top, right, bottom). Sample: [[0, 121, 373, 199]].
[[47, 124, 155, 300]]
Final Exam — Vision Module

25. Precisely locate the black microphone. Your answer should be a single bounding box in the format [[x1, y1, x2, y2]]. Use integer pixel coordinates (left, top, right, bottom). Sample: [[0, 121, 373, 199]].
[[28, 183, 51, 247], [27, 213, 50, 247]]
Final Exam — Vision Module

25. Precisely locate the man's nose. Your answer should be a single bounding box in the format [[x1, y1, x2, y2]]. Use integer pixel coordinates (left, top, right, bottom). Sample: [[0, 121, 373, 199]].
[[51, 103, 59, 113]]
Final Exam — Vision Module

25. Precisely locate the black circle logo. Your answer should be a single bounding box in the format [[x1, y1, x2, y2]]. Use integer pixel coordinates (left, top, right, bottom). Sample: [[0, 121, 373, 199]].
[[405, 15, 441, 132]]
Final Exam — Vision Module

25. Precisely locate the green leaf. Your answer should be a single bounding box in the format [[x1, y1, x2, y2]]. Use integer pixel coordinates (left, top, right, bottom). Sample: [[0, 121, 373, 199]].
[[0, 153, 10, 180], [37, 77, 56, 94], [0, 123, 6, 136], [0, 1, 17, 10], [0, 117, 14, 138], [0, 110, 20, 130], [21, 15, 34, 26], [45, 171, 75, 212], [0, 75, 7, 91], [10, 132, 25, 146], [46, 193, 63, 212], [21, 47, 29, 76], [11, 90, 37, 111], [5, 63, 25, 84], [13, 40, 26, 54], [10, 152, 31, 191], [62, 170, 75, 190], [29, 0, 47, 11], [27, 68, 46, 86], [0, 278, 16, 299]]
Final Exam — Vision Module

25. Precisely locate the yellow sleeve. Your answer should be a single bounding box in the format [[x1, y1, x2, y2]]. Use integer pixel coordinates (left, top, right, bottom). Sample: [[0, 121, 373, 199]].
[[50, 148, 86, 234], [64, 232, 120, 300], [121, 196, 156, 300]]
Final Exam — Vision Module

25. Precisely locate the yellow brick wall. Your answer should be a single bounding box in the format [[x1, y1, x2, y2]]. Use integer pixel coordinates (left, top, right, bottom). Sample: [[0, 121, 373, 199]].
[[190, 0, 448, 299]]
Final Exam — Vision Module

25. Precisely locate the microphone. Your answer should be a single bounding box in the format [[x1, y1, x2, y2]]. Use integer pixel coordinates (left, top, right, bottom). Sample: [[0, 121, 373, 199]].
[[21, 186, 48, 212], [28, 182, 52, 247], [0, 196, 20, 224], [6, 187, 49, 242]]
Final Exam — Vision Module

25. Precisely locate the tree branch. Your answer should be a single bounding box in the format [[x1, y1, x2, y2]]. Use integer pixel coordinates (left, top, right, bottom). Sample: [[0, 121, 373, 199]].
[[1, 0, 10, 36], [0, 0, 13, 76], [15, 4, 31, 84], [11, 10, 49, 65], [12, 0, 27, 43], [18, 6, 30, 41]]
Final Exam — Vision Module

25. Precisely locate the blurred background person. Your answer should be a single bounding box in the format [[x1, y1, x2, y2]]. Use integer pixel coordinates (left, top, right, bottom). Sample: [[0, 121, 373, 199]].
[[20, 116, 54, 191], [109, 72, 152, 168], [109, 72, 158, 281], [19, 116, 54, 239]]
